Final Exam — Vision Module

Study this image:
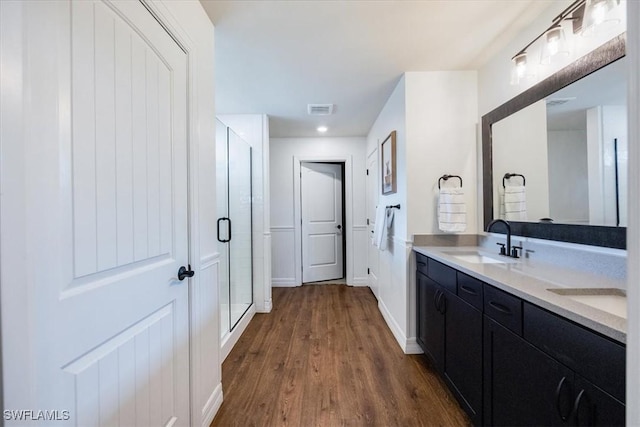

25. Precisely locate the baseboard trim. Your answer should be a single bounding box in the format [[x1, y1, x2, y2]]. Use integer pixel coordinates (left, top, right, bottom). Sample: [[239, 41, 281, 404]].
[[404, 337, 424, 355], [221, 304, 256, 362], [378, 299, 407, 352], [201, 382, 223, 427], [271, 278, 298, 287], [351, 277, 368, 286], [256, 298, 272, 313]]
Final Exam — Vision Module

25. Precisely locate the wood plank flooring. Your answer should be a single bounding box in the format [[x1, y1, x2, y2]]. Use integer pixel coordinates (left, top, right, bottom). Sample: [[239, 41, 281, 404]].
[[211, 285, 471, 427]]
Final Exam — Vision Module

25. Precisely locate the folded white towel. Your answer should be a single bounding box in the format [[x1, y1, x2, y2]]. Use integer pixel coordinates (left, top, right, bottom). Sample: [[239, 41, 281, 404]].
[[504, 185, 527, 221], [438, 188, 466, 232]]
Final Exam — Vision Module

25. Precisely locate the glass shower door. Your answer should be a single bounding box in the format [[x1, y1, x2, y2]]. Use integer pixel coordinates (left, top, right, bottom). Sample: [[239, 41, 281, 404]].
[[227, 129, 253, 330], [216, 119, 253, 337]]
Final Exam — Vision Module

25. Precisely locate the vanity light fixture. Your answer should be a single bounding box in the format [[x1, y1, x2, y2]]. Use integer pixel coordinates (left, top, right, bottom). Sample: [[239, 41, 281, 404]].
[[540, 23, 570, 65], [582, 0, 620, 36], [509, 0, 620, 85], [510, 52, 529, 85], [317, 126, 328, 133]]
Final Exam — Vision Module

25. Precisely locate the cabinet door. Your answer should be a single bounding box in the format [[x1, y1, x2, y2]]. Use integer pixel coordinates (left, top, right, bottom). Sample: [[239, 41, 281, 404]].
[[417, 272, 444, 372], [573, 375, 625, 427], [416, 271, 429, 350], [444, 293, 483, 425], [484, 317, 574, 426]]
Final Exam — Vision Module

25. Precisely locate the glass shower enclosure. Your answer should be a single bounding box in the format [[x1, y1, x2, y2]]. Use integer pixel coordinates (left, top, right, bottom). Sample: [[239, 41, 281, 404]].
[[216, 119, 253, 337]]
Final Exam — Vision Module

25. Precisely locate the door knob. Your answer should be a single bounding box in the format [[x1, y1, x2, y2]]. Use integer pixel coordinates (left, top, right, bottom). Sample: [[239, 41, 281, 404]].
[[337, 225, 342, 230], [178, 265, 195, 281]]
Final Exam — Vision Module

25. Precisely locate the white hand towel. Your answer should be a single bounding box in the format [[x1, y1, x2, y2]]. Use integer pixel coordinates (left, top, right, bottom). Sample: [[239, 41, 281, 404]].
[[373, 204, 386, 248], [438, 188, 466, 232], [504, 185, 527, 221]]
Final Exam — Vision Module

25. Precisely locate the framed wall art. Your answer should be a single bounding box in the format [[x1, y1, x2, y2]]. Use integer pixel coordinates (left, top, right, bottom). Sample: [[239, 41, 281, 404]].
[[381, 130, 397, 195]]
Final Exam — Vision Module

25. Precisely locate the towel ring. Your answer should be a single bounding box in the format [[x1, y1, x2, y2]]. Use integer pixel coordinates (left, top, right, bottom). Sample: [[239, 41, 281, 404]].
[[438, 174, 463, 189], [503, 173, 526, 188]]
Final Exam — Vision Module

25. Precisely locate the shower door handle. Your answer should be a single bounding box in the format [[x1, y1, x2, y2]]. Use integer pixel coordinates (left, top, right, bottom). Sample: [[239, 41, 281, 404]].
[[217, 217, 231, 243]]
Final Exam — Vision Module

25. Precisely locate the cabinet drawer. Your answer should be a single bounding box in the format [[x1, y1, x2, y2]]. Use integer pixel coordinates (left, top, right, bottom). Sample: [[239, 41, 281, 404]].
[[457, 272, 483, 310], [484, 285, 522, 335], [523, 303, 625, 402], [416, 253, 429, 276], [427, 258, 456, 293]]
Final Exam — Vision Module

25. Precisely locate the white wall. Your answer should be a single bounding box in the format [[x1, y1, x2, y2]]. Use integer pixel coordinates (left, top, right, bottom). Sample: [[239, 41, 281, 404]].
[[366, 77, 411, 350], [548, 129, 589, 223], [405, 71, 478, 237], [366, 72, 479, 353], [270, 136, 368, 286], [626, 2, 639, 423], [492, 99, 549, 221]]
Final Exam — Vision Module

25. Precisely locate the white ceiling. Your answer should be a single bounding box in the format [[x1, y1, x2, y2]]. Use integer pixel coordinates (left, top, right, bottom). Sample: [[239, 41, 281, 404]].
[[201, 0, 555, 138]]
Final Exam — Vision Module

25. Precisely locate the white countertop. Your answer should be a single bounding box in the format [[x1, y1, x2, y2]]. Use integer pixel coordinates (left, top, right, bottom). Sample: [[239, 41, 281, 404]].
[[413, 246, 626, 344]]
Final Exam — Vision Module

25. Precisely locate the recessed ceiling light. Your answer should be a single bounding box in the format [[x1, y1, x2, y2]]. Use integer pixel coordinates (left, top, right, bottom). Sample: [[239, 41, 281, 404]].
[[317, 126, 328, 133]]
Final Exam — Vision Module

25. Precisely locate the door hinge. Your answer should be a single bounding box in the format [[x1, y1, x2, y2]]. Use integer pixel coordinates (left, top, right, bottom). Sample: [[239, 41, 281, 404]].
[[367, 268, 370, 274], [366, 169, 369, 175], [367, 218, 370, 225]]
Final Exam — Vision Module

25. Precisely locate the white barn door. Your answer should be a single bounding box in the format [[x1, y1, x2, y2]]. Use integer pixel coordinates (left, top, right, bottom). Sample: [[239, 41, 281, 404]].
[[1, 1, 191, 425], [301, 163, 344, 283]]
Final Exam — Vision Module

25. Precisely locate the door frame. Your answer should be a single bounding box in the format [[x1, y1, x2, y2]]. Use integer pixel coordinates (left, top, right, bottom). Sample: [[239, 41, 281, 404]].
[[293, 156, 353, 285], [300, 161, 346, 283], [0, 1, 219, 425]]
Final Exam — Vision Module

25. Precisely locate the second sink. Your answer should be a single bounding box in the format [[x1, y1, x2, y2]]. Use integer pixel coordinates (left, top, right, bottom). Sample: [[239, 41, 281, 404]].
[[444, 251, 518, 265], [547, 288, 627, 319]]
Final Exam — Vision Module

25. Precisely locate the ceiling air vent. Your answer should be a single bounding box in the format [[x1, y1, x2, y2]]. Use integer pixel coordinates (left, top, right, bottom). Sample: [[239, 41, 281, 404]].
[[307, 104, 334, 115], [546, 97, 576, 107]]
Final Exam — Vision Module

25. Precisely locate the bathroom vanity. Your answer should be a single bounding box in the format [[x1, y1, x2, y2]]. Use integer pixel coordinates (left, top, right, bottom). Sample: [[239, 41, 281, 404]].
[[414, 247, 625, 426]]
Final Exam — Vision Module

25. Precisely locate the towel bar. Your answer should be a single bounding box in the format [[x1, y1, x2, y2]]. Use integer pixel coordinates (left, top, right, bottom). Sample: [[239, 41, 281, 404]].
[[438, 174, 463, 189], [503, 173, 526, 188], [386, 204, 401, 210]]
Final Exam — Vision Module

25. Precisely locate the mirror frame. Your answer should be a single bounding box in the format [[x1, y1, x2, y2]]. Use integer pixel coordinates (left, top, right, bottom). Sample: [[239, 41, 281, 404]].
[[482, 34, 627, 249]]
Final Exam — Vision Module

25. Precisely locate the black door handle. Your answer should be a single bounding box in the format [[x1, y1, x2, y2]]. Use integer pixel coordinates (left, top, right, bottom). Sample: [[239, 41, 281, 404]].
[[460, 285, 478, 296], [489, 301, 512, 315], [433, 290, 441, 311], [555, 376, 571, 422], [178, 265, 195, 281], [217, 217, 231, 243], [573, 389, 591, 426], [337, 224, 342, 230]]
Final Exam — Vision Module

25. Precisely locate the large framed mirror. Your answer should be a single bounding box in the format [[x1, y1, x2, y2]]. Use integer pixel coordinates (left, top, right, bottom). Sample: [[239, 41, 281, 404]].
[[482, 34, 626, 249]]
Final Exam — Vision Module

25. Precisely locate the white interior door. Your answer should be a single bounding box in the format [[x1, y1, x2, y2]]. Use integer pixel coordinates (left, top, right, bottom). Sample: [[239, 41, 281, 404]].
[[366, 149, 380, 298], [301, 162, 344, 283], [5, 1, 190, 425]]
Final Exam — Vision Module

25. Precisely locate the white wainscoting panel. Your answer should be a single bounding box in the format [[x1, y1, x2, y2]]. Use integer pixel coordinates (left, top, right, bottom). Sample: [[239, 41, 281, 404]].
[[352, 226, 369, 285], [271, 227, 297, 286]]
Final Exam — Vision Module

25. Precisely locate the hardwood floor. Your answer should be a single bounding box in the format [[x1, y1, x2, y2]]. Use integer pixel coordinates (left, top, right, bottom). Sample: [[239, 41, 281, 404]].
[[211, 285, 471, 427]]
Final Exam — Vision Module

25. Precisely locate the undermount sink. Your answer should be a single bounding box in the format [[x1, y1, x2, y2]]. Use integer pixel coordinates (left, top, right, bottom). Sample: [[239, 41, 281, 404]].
[[444, 251, 517, 264], [548, 288, 627, 319]]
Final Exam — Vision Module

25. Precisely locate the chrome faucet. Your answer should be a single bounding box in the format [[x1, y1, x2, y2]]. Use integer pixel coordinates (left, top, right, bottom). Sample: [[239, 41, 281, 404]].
[[487, 219, 521, 258]]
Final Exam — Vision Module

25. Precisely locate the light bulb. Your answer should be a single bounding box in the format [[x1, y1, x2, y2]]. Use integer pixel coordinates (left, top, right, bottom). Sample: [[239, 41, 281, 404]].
[[510, 52, 528, 85], [582, 0, 619, 37], [540, 24, 568, 65]]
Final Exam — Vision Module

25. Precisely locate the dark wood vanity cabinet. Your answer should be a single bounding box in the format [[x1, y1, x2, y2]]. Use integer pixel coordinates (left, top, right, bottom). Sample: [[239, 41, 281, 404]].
[[484, 317, 574, 426], [415, 252, 625, 427], [416, 271, 444, 371], [415, 255, 483, 425]]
